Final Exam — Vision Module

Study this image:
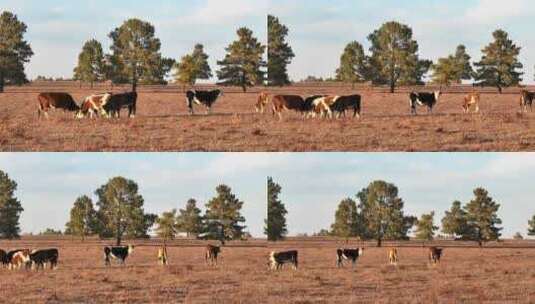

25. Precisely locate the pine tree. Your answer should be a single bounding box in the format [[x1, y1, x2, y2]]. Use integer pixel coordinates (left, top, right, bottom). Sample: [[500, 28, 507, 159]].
[[0, 11, 34, 92], [463, 188, 503, 246], [474, 29, 523, 93], [95, 176, 156, 245], [432, 45, 473, 86], [357, 180, 416, 246], [330, 198, 358, 238], [108, 18, 174, 91], [268, 15, 294, 86], [174, 44, 212, 86], [204, 185, 246, 241], [155, 209, 178, 241], [367, 21, 430, 93], [441, 200, 469, 238], [528, 215, 535, 236], [454, 45, 474, 81], [73, 39, 105, 88], [336, 41, 368, 88], [176, 198, 204, 237], [217, 27, 266, 92], [414, 211, 438, 241], [265, 177, 287, 241], [0, 170, 24, 239], [65, 195, 98, 241]]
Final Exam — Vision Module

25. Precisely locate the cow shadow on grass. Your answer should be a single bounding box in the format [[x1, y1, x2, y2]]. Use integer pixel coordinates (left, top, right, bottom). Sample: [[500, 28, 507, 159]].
[[148, 112, 261, 119]]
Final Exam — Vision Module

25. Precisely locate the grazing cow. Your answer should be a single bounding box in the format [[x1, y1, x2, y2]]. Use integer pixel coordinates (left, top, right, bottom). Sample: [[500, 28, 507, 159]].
[[104, 245, 134, 266], [269, 250, 298, 270], [302, 95, 326, 117], [205, 245, 221, 266], [158, 246, 168, 266], [186, 90, 223, 115], [37, 93, 80, 119], [9, 249, 31, 270], [428, 247, 443, 265], [256, 92, 271, 113], [104, 92, 138, 118], [520, 90, 535, 113], [463, 93, 480, 113], [0, 249, 7, 268], [331, 95, 362, 119], [336, 248, 364, 268], [388, 248, 399, 265], [409, 91, 442, 115], [30, 248, 59, 270], [77, 93, 112, 119], [271, 95, 306, 120], [311, 96, 340, 118]]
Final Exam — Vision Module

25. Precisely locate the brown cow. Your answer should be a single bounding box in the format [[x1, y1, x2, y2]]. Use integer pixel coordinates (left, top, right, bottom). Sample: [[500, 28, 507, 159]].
[[37, 93, 80, 119], [311, 96, 340, 118], [205, 245, 221, 266], [9, 249, 31, 270], [77, 93, 112, 119], [463, 93, 480, 113], [520, 90, 535, 113], [256, 92, 271, 113], [388, 248, 398, 265], [271, 95, 306, 120], [428, 247, 443, 266]]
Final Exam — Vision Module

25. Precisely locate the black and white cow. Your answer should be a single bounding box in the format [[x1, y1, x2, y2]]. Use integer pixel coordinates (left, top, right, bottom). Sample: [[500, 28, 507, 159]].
[[409, 91, 442, 115], [302, 95, 326, 114], [269, 250, 298, 270], [331, 95, 362, 118], [104, 245, 134, 266], [186, 90, 223, 115], [336, 248, 364, 268], [104, 92, 138, 118], [30, 248, 59, 270]]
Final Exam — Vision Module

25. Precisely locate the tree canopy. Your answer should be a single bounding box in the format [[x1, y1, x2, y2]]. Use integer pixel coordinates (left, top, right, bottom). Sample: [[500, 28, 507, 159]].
[[65, 195, 98, 241], [0, 170, 23, 239], [265, 177, 288, 241], [173, 44, 212, 86], [336, 41, 369, 87], [204, 185, 246, 241], [414, 211, 438, 241], [176, 198, 204, 237], [268, 15, 294, 86], [73, 39, 105, 88], [330, 198, 359, 238]]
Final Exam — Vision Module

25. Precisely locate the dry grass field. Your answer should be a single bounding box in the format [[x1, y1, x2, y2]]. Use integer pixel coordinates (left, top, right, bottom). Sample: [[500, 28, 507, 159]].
[[2, 83, 535, 151], [267, 239, 535, 303], [0, 238, 268, 304]]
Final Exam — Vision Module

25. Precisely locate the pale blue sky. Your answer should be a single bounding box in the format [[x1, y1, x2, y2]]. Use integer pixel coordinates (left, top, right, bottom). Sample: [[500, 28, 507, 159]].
[[2, 0, 268, 80], [2, 153, 535, 239], [271, 0, 535, 83], [0, 153, 267, 237]]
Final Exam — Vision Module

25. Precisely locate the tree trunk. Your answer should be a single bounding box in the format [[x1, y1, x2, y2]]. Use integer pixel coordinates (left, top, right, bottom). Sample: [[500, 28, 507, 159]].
[[390, 81, 395, 94], [116, 225, 122, 246], [497, 85, 502, 94], [132, 65, 138, 92], [91, 80, 94, 89], [377, 237, 382, 247], [0, 72, 5, 93]]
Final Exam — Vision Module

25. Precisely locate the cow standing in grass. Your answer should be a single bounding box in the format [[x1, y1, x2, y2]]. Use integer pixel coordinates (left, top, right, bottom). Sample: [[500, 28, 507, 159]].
[[104, 245, 134, 266], [104, 92, 138, 118], [205, 245, 220, 266], [428, 247, 443, 266], [77, 93, 112, 119], [30, 248, 59, 270], [271, 95, 305, 120], [520, 90, 535, 113], [331, 95, 362, 119], [256, 92, 271, 113], [269, 250, 298, 270], [336, 248, 363, 268], [388, 248, 399, 265], [37, 93, 80, 119], [186, 90, 223, 115], [0, 249, 7, 268], [8, 249, 31, 270], [463, 93, 480, 113], [409, 91, 442, 115]]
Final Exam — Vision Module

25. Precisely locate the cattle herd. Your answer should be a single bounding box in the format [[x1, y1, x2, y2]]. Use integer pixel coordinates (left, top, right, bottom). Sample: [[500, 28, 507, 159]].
[[34, 88, 535, 121], [268, 246, 444, 271]]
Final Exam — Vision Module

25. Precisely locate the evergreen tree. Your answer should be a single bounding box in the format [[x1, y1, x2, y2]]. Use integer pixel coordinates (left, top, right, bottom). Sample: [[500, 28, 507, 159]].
[[155, 209, 178, 241], [108, 18, 174, 91], [432, 45, 473, 86], [176, 198, 204, 237], [441, 200, 469, 238], [474, 29, 523, 93], [0, 170, 23, 239], [267, 15, 294, 86], [73, 39, 105, 88], [528, 215, 535, 236], [204, 185, 246, 241], [357, 180, 416, 246], [95, 176, 156, 245], [330, 198, 358, 238], [414, 211, 438, 241], [174, 44, 212, 86], [0, 11, 34, 92], [336, 41, 368, 88], [65, 195, 98, 241], [367, 21, 430, 93], [454, 45, 474, 81], [265, 177, 287, 241], [217, 27, 266, 92], [463, 188, 503, 246]]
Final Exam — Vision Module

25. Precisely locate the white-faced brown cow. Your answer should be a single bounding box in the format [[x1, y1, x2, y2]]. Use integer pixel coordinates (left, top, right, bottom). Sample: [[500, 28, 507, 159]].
[[336, 248, 363, 268], [311, 96, 340, 118], [205, 245, 221, 266], [269, 250, 298, 270], [77, 93, 112, 119], [463, 93, 480, 113], [428, 247, 443, 266], [256, 92, 271, 114], [37, 93, 80, 119], [271, 95, 306, 120], [388, 248, 399, 265], [520, 90, 535, 113], [8, 249, 31, 270], [158, 246, 168, 266]]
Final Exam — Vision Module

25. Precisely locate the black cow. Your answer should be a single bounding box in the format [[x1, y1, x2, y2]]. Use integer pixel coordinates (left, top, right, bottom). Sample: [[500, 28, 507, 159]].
[[331, 95, 362, 118], [269, 250, 298, 270], [520, 90, 535, 113], [30, 249, 59, 270], [104, 245, 134, 266], [336, 248, 364, 268], [104, 92, 137, 118], [409, 91, 441, 115], [186, 90, 223, 115], [0, 249, 7, 268]]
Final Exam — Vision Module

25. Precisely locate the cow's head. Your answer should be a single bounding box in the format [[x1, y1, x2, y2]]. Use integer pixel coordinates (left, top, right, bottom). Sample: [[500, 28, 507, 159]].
[[127, 245, 135, 254]]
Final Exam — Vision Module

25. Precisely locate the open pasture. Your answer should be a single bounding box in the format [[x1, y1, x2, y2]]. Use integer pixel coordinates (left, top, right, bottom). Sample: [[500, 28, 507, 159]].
[[2, 83, 535, 151]]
